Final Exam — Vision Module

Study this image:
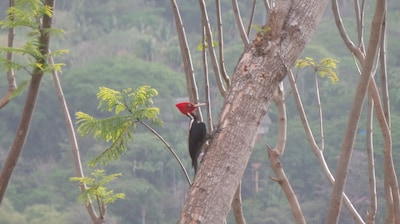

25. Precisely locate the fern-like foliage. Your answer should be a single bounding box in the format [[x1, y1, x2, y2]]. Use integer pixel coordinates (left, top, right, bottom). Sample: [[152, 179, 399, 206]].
[[70, 169, 125, 206], [295, 57, 339, 84], [76, 86, 163, 167], [0, 0, 67, 75]]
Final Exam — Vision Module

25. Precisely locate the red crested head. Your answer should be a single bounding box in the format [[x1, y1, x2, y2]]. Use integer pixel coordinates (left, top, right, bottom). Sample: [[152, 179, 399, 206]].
[[175, 102, 205, 116]]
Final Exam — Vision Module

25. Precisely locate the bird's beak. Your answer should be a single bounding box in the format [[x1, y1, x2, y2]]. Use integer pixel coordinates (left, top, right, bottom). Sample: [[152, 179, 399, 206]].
[[193, 103, 206, 107]]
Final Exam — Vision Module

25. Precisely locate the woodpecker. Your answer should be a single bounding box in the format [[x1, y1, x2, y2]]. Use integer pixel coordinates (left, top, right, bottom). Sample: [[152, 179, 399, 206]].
[[175, 102, 207, 175]]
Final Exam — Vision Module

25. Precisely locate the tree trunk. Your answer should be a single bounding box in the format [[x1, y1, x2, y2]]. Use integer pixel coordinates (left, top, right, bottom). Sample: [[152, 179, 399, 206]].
[[178, 0, 329, 222], [0, 0, 55, 204]]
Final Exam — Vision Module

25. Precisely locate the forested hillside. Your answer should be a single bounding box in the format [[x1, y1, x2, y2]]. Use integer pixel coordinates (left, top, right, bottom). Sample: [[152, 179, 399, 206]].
[[1, 0, 400, 223]]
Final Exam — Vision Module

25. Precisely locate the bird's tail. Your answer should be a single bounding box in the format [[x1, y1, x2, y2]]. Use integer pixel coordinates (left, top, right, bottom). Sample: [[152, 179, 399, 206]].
[[193, 160, 198, 175]]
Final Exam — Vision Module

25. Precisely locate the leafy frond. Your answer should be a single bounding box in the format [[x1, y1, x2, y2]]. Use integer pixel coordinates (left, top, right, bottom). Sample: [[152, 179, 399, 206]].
[[88, 125, 133, 167], [76, 112, 133, 142], [97, 87, 126, 114], [77, 86, 163, 166], [0, 0, 65, 77], [70, 170, 125, 206], [130, 85, 159, 109], [295, 57, 339, 84], [295, 57, 315, 69]]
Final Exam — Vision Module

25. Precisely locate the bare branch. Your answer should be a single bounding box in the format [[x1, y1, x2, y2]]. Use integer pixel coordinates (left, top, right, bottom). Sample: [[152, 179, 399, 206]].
[[266, 82, 306, 223], [0, 0, 17, 109], [354, 0, 365, 50], [231, 182, 246, 224], [368, 76, 399, 222], [288, 71, 364, 224], [332, 0, 364, 59], [232, 0, 250, 46], [262, 0, 271, 11], [48, 53, 100, 223], [314, 74, 325, 151], [246, 0, 257, 37], [140, 121, 192, 185], [201, 26, 213, 132], [327, 0, 387, 221], [379, 13, 389, 125], [215, 0, 231, 88], [271, 82, 286, 154], [170, 0, 200, 103], [375, 16, 399, 221], [198, 0, 227, 97], [366, 96, 377, 224]]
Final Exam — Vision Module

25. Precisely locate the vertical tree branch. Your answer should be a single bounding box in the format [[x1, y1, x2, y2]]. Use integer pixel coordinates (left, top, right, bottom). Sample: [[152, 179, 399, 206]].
[[332, 0, 364, 60], [368, 77, 399, 222], [314, 74, 324, 150], [246, 0, 257, 37], [231, 181, 246, 224], [379, 12, 389, 126], [288, 71, 364, 223], [262, 0, 271, 12], [267, 82, 306, 224], [201, 25, 213, 133], [232, 0, 250, 46], [327, 0, 386, 221], [198, 0, 227, 97], [170, 0, 201, 104], [0, 0, 55, 204], [377, 13, 396, 223], [48, 54, 100, 223], [215, 0, 231, 88], [0, 0, 17, 109], [354, 0, 365, 51], [366, 96, 377, 224]]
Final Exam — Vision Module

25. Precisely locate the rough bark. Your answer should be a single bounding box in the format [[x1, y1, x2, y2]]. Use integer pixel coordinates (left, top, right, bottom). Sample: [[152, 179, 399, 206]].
[[177, 0, 329, 222]]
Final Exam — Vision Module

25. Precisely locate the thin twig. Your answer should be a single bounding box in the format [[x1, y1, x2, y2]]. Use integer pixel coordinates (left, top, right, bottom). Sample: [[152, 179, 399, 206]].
[[246, 0, 257, 37], [288, 70, 365, 224], [0, 0, 17, 109], [366, 95, 376, 224], [49, 53, 99, 222], [170, 0, 200, 104], [267, 82, 306, 223], [232, 0, 250, 46], [201, 25, 213, 133], [198, 0, 227, 97], [332, 0, 364, 60], [139, 121, 192, 185], [262, 0, 271, 11], [231, 181, 246, 224], [215, 0, 231, 88], [314, 74, 325, 151]]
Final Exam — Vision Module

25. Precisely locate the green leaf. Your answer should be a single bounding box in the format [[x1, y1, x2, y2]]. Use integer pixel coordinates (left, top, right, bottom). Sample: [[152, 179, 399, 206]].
[[76, 85, 163, 166], [70, 170, 125, 206], [296, 57, 339, 84]]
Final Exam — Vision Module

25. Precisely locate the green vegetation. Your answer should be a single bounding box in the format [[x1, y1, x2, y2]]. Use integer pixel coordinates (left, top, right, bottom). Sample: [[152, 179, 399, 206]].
[[0, 0, 399, 223], [70, 170, 125, 207], [76, 86, 162, 166]]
